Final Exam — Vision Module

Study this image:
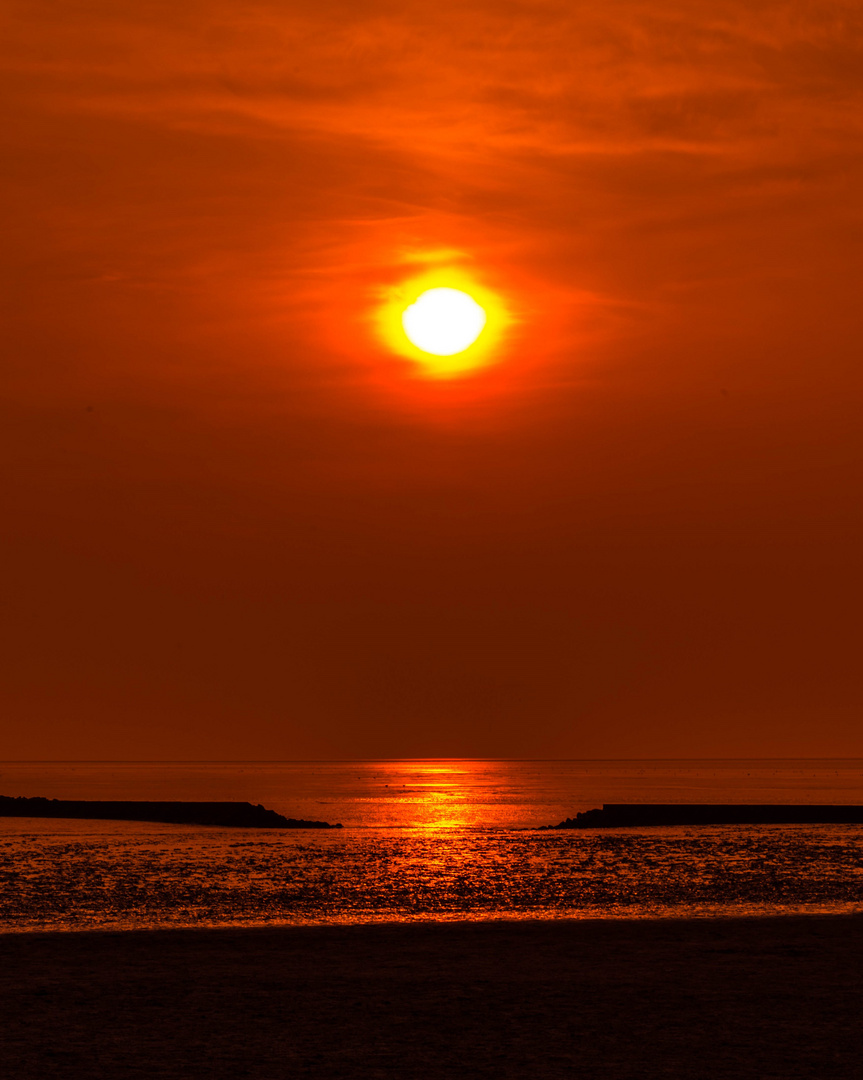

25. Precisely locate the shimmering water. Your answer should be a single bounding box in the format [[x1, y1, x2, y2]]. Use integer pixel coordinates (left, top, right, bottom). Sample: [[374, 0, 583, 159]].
[[2, 760, 863, 932]]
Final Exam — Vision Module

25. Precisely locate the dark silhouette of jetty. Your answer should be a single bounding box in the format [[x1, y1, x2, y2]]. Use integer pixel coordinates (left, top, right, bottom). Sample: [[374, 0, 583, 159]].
[[0, 796, 341, 829], [542, 804, 863, 829]]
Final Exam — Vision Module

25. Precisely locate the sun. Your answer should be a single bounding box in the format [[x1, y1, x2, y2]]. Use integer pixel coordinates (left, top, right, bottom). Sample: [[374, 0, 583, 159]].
[[374, 266, 511, 378], [402, 288, 487, 356]]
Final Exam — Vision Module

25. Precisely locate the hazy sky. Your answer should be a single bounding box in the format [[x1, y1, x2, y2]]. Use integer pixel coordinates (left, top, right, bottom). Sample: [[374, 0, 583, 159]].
[[3, 0, 862, 758]]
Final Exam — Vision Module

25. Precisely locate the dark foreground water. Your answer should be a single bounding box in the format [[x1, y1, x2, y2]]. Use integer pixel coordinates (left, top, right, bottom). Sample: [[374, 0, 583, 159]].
[[2, 760, 862, 931]]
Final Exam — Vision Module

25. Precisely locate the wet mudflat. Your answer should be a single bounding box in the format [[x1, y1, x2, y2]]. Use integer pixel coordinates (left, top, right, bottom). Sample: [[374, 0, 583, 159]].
[[2, 915, 862, 1078]]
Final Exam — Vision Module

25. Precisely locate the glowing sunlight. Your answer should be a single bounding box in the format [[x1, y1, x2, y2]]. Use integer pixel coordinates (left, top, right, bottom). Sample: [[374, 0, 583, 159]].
[[375, 265, 512, 379], [402, 288, 487, 356]]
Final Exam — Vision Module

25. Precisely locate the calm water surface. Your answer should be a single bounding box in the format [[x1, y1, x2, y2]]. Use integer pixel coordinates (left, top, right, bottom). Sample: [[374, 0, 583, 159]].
[[2, 760, 862, 932]]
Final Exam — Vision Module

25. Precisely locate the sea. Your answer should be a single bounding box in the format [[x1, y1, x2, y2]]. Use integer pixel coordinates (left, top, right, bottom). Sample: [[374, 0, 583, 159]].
[[2, 760, 863, 933]]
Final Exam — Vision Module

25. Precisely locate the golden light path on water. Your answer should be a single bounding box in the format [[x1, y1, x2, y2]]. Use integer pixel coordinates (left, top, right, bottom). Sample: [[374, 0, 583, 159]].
[[3, 815, 863, 931], [3, 762, 863, 931]]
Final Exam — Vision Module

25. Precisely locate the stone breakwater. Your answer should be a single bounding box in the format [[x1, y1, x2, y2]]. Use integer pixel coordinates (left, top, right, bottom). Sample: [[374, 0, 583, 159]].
[[542, 804, 863, 829], [0, 796, 342, 829]]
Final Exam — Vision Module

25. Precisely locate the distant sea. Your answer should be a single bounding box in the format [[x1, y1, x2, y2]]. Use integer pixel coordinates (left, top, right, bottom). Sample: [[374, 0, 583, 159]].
[[2, 760, 863, 932]]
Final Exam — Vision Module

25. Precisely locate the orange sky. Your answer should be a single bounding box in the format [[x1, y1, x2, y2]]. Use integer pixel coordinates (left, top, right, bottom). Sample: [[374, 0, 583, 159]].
[[3, 0, 862, 758]]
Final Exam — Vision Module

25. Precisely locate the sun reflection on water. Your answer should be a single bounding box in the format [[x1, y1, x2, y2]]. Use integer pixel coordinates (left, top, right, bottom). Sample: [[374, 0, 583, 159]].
[[5, 761, 863, 931], [375, 760, 484, 831]]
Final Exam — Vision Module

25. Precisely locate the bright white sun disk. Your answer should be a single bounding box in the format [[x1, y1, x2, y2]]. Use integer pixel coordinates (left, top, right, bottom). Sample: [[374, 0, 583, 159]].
[[401, 288, 487, 356]]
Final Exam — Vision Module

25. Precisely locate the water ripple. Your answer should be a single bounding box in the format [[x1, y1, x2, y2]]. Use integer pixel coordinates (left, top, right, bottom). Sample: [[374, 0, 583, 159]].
[[2, 824, 862, 932]]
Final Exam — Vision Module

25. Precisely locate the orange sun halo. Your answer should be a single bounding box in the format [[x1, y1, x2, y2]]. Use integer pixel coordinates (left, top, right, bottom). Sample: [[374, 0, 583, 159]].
[[375, 267, 511, 378]]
